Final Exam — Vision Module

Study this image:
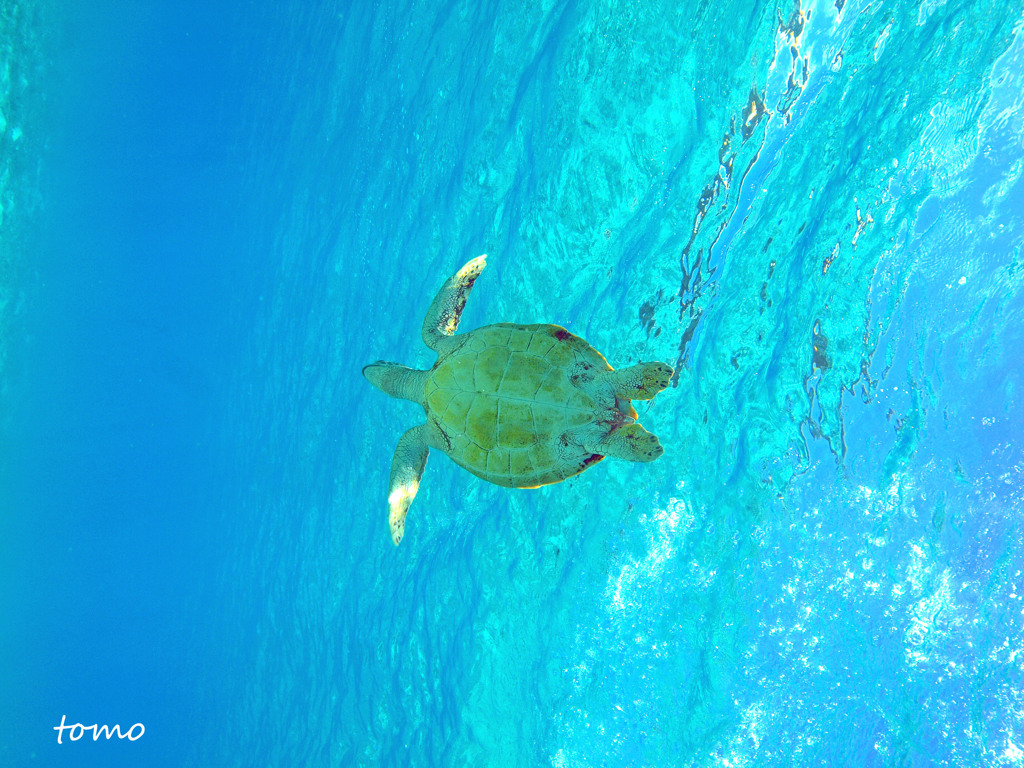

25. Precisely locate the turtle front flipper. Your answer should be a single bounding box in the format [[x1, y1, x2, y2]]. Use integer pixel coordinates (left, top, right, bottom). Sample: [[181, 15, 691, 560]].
[[387, 424, 431, 545], [422, 255, 487, 353]]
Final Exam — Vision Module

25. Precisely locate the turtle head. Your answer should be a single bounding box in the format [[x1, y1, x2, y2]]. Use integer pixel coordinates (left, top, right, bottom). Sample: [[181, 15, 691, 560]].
[[362, 361, 426, 407]]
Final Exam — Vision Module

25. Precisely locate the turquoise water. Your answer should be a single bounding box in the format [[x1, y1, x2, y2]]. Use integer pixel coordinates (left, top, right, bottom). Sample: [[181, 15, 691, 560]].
[[2, 0, 1024, 766]]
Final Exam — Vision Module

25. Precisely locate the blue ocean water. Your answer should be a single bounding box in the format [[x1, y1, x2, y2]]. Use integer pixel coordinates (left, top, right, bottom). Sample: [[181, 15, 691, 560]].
[[2, 0, 1023, 766]]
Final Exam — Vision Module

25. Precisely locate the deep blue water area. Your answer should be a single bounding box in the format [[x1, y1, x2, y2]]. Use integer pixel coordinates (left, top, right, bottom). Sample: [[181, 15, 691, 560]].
[[2, 1, 1024, 767]]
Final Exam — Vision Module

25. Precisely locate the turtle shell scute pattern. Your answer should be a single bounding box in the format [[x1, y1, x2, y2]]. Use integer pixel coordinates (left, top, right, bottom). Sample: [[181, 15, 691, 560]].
[[424, 323, 611, 487]]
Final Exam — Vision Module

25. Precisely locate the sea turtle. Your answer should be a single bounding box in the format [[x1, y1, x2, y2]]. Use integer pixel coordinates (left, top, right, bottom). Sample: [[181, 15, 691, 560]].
[[363, 255, 673, 545]]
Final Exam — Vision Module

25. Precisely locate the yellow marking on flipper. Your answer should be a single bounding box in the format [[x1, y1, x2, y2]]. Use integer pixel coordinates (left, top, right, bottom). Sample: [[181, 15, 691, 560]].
[[388, 481, 419, 546]]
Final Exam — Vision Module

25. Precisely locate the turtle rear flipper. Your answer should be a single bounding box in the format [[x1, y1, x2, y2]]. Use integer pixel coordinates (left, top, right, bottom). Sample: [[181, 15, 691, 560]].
[[599, 423, 664, 462], [422, 255, 487, 353], [606, 362, 672, 400], [387, 424, 431, 546]]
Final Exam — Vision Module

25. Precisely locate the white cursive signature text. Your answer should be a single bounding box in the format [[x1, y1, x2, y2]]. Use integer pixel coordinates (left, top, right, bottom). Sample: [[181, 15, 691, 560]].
[[53, 715, 144, 743]]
